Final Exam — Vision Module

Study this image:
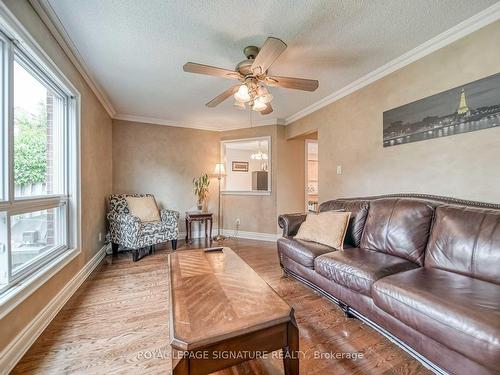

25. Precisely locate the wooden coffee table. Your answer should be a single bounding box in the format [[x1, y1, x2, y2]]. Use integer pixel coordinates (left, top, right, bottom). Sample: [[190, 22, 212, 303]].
[[168, 247, 299, 375]]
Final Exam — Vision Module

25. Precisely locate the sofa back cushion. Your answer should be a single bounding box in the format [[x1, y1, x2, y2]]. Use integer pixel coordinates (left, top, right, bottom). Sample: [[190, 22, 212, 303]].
[[319, 199, 369, 247], [359, 198, 434, 265], [425, 205, 500, 284]]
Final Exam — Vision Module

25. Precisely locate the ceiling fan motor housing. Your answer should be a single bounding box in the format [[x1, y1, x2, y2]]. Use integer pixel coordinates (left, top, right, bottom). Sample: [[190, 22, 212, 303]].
[[235, 59, 254, 76], [243, 45, 259, 59], [236, 45, 261, 76]]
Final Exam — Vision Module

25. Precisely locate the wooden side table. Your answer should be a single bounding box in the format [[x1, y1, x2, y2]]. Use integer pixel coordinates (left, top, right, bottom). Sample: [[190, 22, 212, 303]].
[[185, 212, 213, 244]]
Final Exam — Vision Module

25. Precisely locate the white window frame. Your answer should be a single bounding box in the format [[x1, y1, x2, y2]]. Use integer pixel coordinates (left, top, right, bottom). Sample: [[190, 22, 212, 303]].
[[220, 136, 272, 196], [0, 6, 81, 319]]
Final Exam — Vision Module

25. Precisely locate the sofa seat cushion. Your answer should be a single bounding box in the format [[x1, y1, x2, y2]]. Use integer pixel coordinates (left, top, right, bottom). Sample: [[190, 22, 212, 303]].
[[314, 248, 419, 296], [372, 268, 500, 369], [277, 237, 335, 268]]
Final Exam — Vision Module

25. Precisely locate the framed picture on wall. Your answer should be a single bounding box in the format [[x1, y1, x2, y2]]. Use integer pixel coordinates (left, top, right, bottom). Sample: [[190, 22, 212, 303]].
[[232, 161, 249, 172], [383, 72, 500, 147]]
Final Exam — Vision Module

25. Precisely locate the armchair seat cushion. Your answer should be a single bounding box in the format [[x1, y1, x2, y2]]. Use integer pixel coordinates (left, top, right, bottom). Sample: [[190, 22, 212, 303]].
[[141, 221, 164, 235]]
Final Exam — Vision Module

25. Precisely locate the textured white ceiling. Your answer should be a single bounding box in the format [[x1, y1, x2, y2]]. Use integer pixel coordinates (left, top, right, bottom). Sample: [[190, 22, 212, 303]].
[[46, 0, 497, 130]]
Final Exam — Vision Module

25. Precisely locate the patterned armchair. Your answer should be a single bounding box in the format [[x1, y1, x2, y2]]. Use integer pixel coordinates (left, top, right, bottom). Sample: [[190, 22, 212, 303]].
[[107, 194, 179, 260]]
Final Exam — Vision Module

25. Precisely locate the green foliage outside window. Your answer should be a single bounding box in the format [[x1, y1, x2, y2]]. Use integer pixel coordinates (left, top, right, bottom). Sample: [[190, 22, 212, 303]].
[[14, 104, 47, 186]]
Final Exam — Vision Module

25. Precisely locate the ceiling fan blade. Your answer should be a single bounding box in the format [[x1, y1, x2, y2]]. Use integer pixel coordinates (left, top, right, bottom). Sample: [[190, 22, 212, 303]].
[[183, 62, 241, 80], [260, 103, 273, 115], [265, 75, 319, 92], [251, 37, 287, 75], [206, 85, 240, 107]]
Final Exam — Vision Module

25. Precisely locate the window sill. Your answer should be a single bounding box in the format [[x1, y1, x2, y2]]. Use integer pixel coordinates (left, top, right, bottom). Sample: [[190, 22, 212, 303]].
[[0, 247, 81, 319]]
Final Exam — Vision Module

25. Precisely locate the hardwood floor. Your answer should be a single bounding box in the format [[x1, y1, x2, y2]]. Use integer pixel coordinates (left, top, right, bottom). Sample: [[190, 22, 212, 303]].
[[12, 238, 431, 375]]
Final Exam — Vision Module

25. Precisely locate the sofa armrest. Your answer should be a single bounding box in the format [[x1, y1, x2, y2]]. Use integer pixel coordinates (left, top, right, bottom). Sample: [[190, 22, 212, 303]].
[[160, 209, 180, 226], [278, 213, 308, 237]]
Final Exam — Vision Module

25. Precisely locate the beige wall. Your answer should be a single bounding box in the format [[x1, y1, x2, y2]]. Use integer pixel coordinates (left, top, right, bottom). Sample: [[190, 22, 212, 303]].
[[112, 120, 220, 232], [220, 125, 279, 234], [287, 21, 500, 204], [112, 122, 305, 236], [221, 125, 305, 234], [276, 126, 306, 225], [0, 0, 112, 354]]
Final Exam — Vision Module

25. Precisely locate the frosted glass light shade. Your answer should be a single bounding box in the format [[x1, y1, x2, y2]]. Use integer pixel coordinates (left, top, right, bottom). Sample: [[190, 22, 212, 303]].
[[234, 84, 251, 103], [257, 86, 273, 103], [252, 98, 267, 111], [233, 100, 245, 110]]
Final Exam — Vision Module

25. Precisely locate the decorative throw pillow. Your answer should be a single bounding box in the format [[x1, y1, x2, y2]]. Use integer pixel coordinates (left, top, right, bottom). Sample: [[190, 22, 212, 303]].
[[295, 211, 351, 250], [126, 196, 160, 222]]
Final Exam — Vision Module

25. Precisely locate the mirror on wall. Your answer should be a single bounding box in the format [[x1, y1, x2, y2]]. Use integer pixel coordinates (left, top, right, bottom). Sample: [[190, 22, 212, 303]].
[[220, 136, 271, 195]]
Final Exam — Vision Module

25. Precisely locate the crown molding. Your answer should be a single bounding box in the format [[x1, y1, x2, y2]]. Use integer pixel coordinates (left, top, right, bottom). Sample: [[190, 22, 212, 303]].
[[113, 113, 283, 132], [29, 0, 116, 117], [284, 2, 500, 125], [28, 0, 500, 129]]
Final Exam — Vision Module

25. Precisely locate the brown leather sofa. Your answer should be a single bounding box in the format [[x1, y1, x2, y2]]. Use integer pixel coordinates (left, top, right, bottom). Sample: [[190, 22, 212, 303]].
[[277, 194, 500, 375]]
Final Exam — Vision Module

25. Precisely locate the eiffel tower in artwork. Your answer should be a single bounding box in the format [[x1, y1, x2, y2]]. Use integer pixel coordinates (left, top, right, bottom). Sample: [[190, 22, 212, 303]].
[[457, 88, 469, 115]]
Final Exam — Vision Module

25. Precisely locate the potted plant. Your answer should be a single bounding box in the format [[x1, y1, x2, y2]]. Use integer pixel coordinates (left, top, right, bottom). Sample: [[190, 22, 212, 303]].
[[193, 173, 210, 211]]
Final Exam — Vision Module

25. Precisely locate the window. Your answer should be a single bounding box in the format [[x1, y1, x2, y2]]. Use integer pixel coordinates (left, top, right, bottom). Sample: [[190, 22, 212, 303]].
[[220, 136, 271, 195], [0, 27, 78, 296]]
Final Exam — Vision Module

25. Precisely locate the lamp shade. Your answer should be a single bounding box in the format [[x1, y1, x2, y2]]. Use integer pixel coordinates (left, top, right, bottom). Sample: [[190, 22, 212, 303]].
[[213, 163, 226, 176]]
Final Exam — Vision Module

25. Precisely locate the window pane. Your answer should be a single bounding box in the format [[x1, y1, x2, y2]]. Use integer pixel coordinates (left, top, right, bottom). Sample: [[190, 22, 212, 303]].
[[10, 206, 66, 273], [0, 212, 7, 286], [14, 58, 64, 198]]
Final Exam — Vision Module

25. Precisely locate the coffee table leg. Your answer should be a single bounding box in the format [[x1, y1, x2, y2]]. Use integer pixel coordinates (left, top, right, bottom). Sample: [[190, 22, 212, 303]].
[[172, 357, 189, 375], [283, 315, 299, 375]]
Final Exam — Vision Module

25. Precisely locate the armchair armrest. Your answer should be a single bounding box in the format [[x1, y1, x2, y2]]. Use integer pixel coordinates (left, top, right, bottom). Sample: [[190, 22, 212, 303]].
[[278, 213, 307, 237], [107, 212, 141, 245], [107, 212, 141, 226], [160, 209, 180, 224]]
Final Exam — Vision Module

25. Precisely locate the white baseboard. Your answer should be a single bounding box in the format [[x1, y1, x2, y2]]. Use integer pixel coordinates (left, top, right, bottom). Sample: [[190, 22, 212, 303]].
[[0, 245, 107, 373], [222, 229, 280, 242], [180, 229, 280, 242]]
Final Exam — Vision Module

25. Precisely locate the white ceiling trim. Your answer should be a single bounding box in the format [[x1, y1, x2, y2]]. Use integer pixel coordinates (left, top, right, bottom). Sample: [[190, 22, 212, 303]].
[[284, 2, 500, 125], [114, 113, 282, 132], [30, 0, 116, 117], [30, 0, 500, 130]]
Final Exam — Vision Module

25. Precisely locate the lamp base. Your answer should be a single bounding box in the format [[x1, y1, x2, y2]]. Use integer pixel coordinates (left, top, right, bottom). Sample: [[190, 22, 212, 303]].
[[213, 234, 227, 241]]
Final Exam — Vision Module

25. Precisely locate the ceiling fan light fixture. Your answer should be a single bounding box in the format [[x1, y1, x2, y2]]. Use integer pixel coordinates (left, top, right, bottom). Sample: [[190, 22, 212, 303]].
[[234, 84, 251, 103], [257, 86, 273, 104], [252, 98, 267, 112], [233, 100, 245, 110]]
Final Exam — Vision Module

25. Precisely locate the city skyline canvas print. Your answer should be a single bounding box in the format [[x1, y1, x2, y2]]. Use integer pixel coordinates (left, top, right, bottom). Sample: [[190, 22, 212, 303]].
[[383, 72, 500, 147]]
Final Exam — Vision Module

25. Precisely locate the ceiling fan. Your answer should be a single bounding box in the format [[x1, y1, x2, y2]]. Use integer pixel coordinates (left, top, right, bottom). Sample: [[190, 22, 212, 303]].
[[183, 37, 319, 115]]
